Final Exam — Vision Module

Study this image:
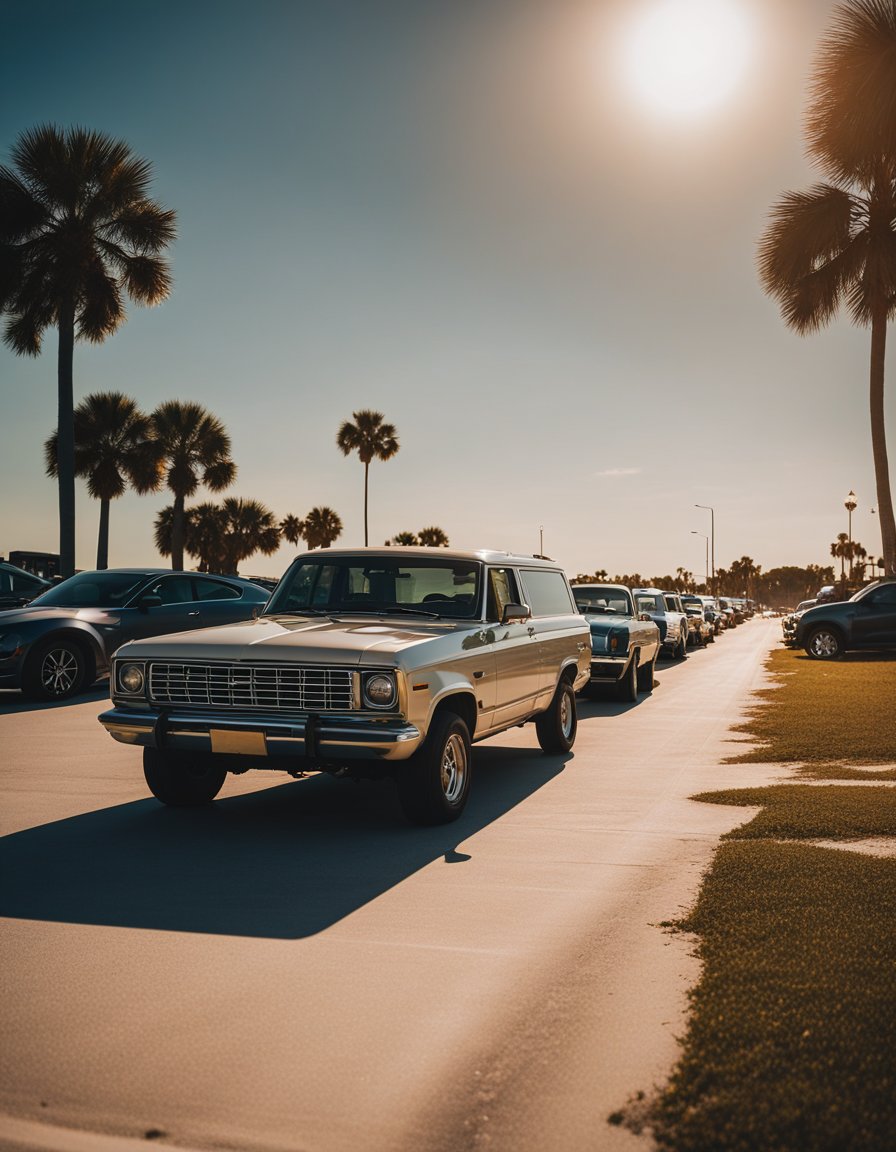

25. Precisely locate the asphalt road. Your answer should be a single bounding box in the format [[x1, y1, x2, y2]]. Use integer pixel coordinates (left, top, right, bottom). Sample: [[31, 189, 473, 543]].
[[0, 619, 784, 1152]]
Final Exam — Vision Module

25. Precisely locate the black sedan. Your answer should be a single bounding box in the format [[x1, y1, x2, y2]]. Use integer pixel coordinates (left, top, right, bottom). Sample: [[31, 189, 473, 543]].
[[0, 569, 270, 700], [795, 579, 896, 659]]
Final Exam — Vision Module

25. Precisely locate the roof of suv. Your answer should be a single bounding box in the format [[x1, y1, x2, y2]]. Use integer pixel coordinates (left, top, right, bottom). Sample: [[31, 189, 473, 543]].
[[297, 547, 566, 568]]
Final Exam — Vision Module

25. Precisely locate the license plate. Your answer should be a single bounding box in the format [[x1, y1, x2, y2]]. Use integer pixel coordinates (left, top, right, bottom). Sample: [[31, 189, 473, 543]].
[[210, 729, 267, 756]]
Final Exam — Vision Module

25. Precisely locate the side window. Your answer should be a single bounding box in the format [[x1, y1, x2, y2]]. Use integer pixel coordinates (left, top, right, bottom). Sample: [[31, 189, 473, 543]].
[[518, 569, 575, 617], [486, 568, 521, 621], [868, 585, 896, 605], [11, 571, 42, 594], [149, 576, 196, 606], [635, 595, 656, 614], [194, 578, 241, 601]]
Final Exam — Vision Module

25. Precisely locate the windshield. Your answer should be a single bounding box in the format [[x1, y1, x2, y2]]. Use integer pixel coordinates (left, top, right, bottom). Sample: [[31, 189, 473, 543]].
[[264, 557, 482, 619], [572, 586, 632, 616], [29, 570, 148, 608]]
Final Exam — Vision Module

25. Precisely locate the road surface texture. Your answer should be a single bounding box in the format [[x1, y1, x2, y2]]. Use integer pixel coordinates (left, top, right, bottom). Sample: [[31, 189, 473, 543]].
[[0, 618, 785, 1152]]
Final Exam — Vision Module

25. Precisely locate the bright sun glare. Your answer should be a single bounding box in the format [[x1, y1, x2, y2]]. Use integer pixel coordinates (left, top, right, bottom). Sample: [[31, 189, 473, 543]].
[[622, 0, 754, 120]]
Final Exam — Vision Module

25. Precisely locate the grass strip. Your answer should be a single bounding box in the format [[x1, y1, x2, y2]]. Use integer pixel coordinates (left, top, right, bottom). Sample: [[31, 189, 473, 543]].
[[649, 838, 896, 1152], [727, 648, 896, 767], [694, 784, 896, 842]]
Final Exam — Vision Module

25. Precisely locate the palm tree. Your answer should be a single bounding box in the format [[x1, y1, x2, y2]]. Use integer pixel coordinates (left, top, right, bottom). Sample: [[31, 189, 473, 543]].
[[151, 400, 236, 570], [758, 0, 896, 576], [336, 409, 399, 545], [154, 498, 280, 573], [44, 391, 163, 569], [215, 498, 280, 574], [280, 514, 305, 547], [0, 125, 175, 577], [302, 506, 343, 550], [389, 531, 419, 546], [418, 526, 449, 547]]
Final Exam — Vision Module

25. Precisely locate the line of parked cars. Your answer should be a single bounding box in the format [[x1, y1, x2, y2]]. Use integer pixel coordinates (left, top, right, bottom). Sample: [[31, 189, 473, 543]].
[[569, 582, 753, 701]]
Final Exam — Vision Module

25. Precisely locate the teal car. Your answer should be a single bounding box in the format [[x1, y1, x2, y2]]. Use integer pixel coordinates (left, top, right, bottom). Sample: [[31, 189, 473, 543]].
[[572, 583, 661, 701]]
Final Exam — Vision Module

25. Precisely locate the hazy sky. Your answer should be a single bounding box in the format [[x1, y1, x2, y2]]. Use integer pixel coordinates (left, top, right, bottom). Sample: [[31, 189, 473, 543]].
[[1, 0, 892, 581]]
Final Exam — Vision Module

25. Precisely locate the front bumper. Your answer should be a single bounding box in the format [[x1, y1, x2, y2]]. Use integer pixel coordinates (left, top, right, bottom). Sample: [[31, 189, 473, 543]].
[[588, 655, 628, 683], [98, 705, 423, 763]]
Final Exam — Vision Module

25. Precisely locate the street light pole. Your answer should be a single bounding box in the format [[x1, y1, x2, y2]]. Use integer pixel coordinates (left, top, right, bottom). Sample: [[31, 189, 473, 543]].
[[695, 504, 714, 595], [691, 531, 709, 589], [539, 525, 544, 557], [845, 490, 857, 588]]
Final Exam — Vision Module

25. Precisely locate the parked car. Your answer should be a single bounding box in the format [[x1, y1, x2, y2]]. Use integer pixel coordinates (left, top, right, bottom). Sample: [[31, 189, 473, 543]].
[[680, 594, 715, 646], [571, 583, 661, 700], [0, 560, 52, 610], [718, 598, 739, 628], [698, 595, 725, 634], [795, 579, 896, 659], [98, 549, 591, 824], [781, 599, 818, 646], [0, 569, 271, 700], [632, 588, 688, 659]]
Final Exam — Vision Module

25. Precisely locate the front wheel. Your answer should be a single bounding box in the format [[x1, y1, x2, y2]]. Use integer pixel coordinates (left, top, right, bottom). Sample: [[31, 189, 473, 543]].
[[535, 678, 577, 754], [396, 712, 472, 825], [804, 627, 843, 660], [636, 652, 656, 693], [614, 656, 637, 702], [22, 637, 90, 700], [143, 748, 228, 806]]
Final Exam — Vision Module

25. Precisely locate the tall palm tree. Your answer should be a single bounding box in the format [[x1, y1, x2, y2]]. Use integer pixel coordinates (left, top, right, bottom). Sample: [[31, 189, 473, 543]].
[[336, 409, 399, 545], [0, 125, 175, 577], [155, 503, 224, 572], [302, 506, 343, 550], [390, 531, 419, 546], [280, 514, 305, 548], [44, 391, 163, 569], [151, 400, 236, 570], [418, 526, 449, 547], [758, 0, 896, 576]]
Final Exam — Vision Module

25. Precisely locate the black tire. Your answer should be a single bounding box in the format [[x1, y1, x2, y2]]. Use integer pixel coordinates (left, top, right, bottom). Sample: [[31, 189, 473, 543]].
[[804, 627, 844, 660], [535, 678, 577, 754], [143, 747, 228, 806], [615, 656, 637, 702], [21, 636, 90, 700], [396, 711, 472, 825], [636, 652, 656, 694], [675, 634, 688, 661]]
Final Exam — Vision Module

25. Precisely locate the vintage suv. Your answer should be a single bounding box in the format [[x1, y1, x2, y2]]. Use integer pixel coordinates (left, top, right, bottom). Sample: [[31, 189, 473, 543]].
[[99, 548, 591, 824]]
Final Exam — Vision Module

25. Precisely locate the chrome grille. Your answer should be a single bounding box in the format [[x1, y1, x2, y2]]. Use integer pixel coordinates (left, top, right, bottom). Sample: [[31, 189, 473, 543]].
[[148, 662, 355, 711]]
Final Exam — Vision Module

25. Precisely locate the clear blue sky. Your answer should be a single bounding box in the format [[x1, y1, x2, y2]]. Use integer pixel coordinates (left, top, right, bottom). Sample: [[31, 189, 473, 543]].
[[1, 0, 892, 581]]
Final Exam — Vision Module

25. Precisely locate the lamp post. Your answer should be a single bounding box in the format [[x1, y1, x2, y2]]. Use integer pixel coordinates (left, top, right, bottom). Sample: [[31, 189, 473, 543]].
[[691, 531, 709, 589], [539, 525, 544, 557], [845, 490, 857, 587], [695, 504, 714, 594]]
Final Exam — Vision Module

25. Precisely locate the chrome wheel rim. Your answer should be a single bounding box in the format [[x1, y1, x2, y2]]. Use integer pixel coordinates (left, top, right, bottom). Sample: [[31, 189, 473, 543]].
[[40, 647, 79, 695], [559, 687, 573, 739], [440, 733, 468, 804], [810, 631, 838, 657]]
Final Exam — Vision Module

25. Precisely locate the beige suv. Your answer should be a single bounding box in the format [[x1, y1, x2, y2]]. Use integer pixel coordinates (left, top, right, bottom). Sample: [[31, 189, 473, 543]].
[[99, 548, 590, 824]]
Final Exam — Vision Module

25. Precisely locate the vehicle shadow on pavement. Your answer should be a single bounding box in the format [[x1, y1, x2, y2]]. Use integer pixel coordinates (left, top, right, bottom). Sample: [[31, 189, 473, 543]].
[[0, 684, 109, 715], [0, 746, 567, 939]]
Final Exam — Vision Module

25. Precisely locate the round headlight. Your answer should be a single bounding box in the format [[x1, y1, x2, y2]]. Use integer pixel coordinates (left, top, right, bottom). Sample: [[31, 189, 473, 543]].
[[364, 673, 396, 708], [119, 663, 145, 694]]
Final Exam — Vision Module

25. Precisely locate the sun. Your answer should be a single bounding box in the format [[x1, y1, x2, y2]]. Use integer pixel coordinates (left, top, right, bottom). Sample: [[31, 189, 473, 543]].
[[622, 0, 754, 121]]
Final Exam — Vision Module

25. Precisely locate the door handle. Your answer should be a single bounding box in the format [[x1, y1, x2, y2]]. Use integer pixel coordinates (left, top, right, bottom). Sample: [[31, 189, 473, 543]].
[[187, 611, 200, 616]]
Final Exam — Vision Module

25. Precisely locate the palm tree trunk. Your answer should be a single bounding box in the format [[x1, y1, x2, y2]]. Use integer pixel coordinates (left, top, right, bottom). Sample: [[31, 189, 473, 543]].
[[171, 492, 185, 570], [869, 305, 896, 576], [363, 460, 369, 546], [57, 302, 76, 578], [96, 499, 110, 570]]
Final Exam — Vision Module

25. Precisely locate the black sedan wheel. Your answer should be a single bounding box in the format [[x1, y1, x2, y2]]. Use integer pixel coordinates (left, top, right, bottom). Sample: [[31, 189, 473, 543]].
[[804, 627, 843, 660], [22, 638, 89, 700]]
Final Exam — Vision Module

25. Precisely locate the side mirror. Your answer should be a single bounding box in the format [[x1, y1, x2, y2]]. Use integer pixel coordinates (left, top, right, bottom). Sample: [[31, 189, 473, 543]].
[[638, 612, 653, 622], [138, 593, 163, 612], [502, 603, 531, 625]]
